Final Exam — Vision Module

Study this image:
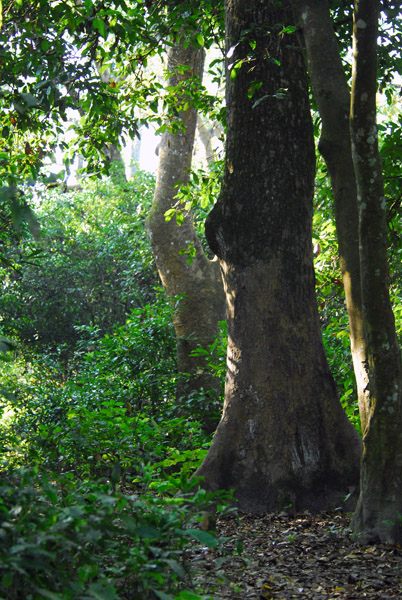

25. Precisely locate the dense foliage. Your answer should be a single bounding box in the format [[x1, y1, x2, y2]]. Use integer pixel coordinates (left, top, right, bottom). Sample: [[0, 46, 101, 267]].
[[1, 129, 402, 592], [1, 169, 158, 358], [1, 0, 402, 592], [0, 170, 232, 599]]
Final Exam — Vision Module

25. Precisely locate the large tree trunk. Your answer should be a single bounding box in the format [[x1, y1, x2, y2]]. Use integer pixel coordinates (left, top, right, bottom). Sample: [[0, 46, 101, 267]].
[[350, 0, 402, 544], [196, 0, 361, 513], [146, 39, 225, 428], [291, 0, 370, 434]]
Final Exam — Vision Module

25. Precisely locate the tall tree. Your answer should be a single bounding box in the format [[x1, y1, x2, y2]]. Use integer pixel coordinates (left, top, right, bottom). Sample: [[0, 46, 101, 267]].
[[291, 0, 370, 433], [146, 38, 225, 427], [349, 0, 402, 544], [293, 0, 402, 543], [196, 0, 361, 512]]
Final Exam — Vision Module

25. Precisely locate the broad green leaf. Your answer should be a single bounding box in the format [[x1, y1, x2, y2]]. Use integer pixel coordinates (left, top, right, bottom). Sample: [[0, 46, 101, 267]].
[[164, 208, 176, 222], [137, 524, 161, 539], [88, 582, 117, 600], [153, 591, 173, 600], [230, 60, 243, 80], [93, 18, 106, 38], [280, 25, 297, 35], [35, 589, 63, 600], [1, 572, 13, 587], [180, 528, 217, 548], [0, 338, 16, 354], [176, 591, 204, 600], [163, 559, 186, 579], [21, 92, 38, 106]]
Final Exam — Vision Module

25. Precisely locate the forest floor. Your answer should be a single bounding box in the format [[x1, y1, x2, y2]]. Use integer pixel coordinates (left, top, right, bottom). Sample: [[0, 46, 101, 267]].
[[188, 512, 402, 599]]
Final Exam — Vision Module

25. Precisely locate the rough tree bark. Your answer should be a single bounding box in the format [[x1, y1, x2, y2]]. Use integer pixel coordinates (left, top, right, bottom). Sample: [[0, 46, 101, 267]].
[[350, 0, 402, 544], [145, 39, 225, 426], [291, 0, 370, 434], [196, 0, 361, 513]]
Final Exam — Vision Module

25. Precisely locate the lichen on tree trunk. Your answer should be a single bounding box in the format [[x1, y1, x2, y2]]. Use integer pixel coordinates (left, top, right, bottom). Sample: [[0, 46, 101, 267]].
[[195, 0, 361, 512], [145, 38, 225, 430]]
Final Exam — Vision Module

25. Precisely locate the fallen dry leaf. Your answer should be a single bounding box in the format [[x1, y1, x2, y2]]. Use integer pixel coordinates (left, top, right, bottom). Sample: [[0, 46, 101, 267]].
[[187, 512, 402, 599]]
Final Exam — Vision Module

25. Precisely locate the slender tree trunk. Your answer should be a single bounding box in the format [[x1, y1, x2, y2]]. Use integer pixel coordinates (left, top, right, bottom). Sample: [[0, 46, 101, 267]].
[[196, 0, 361, 513], [350, 0, 402, 544], [291, 0, 370, 434], [146, 39, 225, 429], [197, 115, 222, 166], [129, 134, 141, 177]]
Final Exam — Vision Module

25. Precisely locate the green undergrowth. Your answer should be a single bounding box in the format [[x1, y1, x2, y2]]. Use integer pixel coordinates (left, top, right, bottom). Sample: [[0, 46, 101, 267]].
[[0, 293, 217, 477], [0, 267, 233, 599], [0, 466, 233, 600], [0, 327, 232, 599]]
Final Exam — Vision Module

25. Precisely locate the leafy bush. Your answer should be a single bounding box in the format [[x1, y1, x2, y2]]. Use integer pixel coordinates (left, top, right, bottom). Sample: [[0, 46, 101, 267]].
[[1, 294, 214, 477], [0, 170, 158, 359], [0, 467, 230, 600]]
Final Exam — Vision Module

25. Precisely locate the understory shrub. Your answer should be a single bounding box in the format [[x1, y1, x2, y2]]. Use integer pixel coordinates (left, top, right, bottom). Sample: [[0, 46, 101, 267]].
[[1, 293, 214, 478], [0, 170, 158, 360], [0, 467, 232, 600]]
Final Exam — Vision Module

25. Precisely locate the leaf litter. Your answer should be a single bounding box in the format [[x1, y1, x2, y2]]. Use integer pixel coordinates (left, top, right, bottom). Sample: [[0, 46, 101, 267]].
[[187, 512, 402, 599]]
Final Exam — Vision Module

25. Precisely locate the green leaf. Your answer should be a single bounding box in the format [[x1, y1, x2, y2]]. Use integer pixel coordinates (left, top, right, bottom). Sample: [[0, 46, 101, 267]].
[[137, 525, 161, 539], [0, 185, 16, 203], [0, 389, 16, 401], [196, 33, 204, 47], [252, 95, 269, 109], [247, 80, 263, 99], [280, 25, 297, 35], [180, 528, 217, 548], [0, 338, 16, 354], [164, 208, 176, 222], [93, 18, 106, 38], [153, 591, 173, 600], [1, 572, 13, 587], [35, 589, 63, 600], [10, 199, 40, 239], [21, 92, 39, 107], [88, 582, 117, 600], [176, 591, 204, 600], [230, 60, 243, 80], [163, 559, 186, 579]]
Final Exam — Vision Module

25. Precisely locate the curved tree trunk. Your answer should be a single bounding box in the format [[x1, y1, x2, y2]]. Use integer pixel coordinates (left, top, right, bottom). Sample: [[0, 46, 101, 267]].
[[196, 0, 361, 513], [146, 39, 225, 428], [291, 0, 370, 434], [350, 0, 402, 544]]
